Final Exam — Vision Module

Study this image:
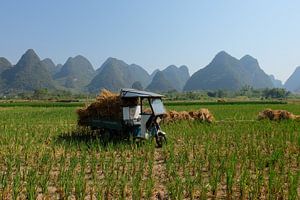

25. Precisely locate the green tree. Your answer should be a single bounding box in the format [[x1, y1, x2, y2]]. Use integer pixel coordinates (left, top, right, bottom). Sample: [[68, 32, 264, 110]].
[[32, 88, 48, 99], [262, 88, 290, 99]]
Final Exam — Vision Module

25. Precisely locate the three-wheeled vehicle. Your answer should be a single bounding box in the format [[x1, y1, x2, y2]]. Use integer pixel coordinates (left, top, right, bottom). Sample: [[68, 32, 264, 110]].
[[85, 88, 167, 147]]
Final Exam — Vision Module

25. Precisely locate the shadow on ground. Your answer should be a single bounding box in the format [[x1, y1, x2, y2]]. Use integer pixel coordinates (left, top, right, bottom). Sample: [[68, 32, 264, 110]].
[[55, 127, 148, 149]]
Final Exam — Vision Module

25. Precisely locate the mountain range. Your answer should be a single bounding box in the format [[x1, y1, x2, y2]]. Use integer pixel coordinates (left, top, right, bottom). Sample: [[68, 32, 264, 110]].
[[146, 71, 175, 92], [150, 65, 190, 91], [0, 49, 299, 95], [1, 49, 55, 93], [87, 57, 151, 93], [184, 51, 274, 91]]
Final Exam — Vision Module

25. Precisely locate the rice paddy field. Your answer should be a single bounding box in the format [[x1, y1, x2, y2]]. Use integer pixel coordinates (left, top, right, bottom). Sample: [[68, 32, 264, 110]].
[[0, 101, 299, 199]]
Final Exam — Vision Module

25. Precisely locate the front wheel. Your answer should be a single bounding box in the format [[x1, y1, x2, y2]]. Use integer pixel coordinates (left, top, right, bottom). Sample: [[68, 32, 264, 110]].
[[155, 131, 167, 148]]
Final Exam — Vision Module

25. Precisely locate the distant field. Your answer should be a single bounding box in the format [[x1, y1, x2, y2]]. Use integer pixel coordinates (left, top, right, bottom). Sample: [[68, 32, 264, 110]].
[[0, 99, 287, 107], [0, 102, 299, 199]]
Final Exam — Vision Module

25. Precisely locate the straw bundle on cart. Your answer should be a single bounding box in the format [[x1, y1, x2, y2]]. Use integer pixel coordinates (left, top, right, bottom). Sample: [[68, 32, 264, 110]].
[[77, 89, 122, 126]]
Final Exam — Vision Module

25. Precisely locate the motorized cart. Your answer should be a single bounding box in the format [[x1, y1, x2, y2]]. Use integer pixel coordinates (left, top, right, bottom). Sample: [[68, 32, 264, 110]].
[[83, 88, 167, 147]]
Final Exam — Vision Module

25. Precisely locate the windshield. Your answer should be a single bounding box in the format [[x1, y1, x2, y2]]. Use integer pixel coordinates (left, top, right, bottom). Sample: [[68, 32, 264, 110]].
[[150, 98, 166, 115]]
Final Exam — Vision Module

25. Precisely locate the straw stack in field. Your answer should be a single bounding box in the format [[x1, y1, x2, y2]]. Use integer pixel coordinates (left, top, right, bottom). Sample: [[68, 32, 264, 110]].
[[189, 108, 215, 123], [180, 111, 194, 120], [162, 108, 214, 123], [258, 108, 300, 121], [217, 99, 226, 103]]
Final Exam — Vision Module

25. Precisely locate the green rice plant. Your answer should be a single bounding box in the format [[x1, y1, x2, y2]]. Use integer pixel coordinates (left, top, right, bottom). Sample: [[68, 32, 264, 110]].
[[94, 180, 104, 200], [26, 168, 38, 200], [208, 156, 221, 197], [5, 155, 13, 180], [268, 166, 276, 199], [253, 168, 263, 199], [79, 151, 87, 174], [0, 171, 8, 197], [145, 178, 154, 200], [175, 176, 184, 199], [74, 173, 86, 200], [185, 170, 196, 199], [90, 151, 98, 181], [58, 167, 72, 198], [12, 170, 21, 200], [225, 154, 237, 198], [288, 171, 299, 200], [131, 169, 142, 199], [199, 177, 208, 199], [118, 175, 127, 200], [103, 158, 115, 199], [39, 163, 52, 195], [69, 154, 79, 173]]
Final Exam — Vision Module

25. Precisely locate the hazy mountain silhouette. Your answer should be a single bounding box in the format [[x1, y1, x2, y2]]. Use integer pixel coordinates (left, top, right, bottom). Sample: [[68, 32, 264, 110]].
[[184, 51, 274, 91], [1, 49, 55, 92], [127, 64, 151, 87], [161, 65, 190, 91], [87, 57, 150, 92], [149, 69, 159, 82], [41, 58, 62, 75], [0, 57, 12, 73], [131, 81, 143, 90], [54, 55, 95, 90], [56, 64, 63, 71], [147, 66, 189, 91], [239, 55, 274, 88], [284, 66, 300, 92], [146, 71, 175, 92], [0, 57, 12, 88], [269, 75, 283, 88]]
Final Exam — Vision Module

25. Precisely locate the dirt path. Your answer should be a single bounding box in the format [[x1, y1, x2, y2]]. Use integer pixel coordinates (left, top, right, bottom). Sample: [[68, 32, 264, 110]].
[[152, 148, 168, 200]]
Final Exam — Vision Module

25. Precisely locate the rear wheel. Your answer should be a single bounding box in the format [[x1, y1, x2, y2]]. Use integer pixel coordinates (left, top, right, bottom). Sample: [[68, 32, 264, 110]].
[[155, 132, 167, 148]]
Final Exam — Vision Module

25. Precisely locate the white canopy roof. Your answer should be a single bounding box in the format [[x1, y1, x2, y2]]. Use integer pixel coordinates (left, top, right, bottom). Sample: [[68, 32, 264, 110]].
[[120, 88, 164, 98]]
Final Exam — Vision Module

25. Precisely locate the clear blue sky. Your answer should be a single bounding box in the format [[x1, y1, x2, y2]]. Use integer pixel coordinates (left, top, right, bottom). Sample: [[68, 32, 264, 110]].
[[1, 1, 300, 82]]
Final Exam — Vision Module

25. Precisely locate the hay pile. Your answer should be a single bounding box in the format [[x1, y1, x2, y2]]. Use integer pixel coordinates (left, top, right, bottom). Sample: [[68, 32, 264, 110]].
[[77, 89, 122, 126], [189, 108, 215, 122], [162, 108, 214, 123], [258, 109, 300, 121], [217, 99, 226, 103]]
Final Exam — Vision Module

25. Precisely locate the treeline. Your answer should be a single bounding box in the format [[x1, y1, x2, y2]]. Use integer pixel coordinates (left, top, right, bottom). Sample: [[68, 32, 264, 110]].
[[164, 86, 294, 101], [0, 89, 89, 100], [0, 86, 298, 101]]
